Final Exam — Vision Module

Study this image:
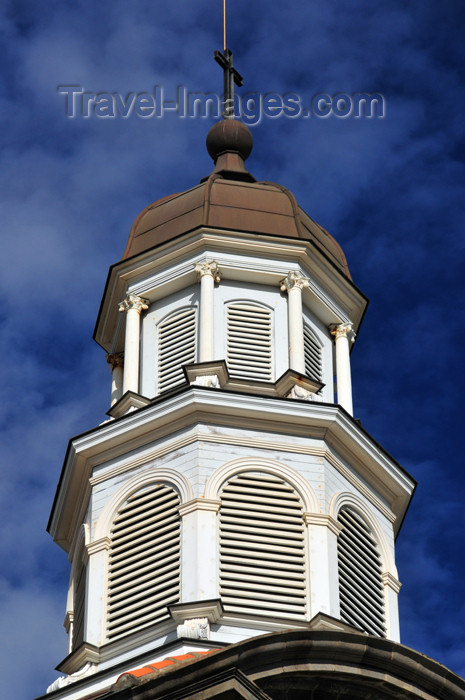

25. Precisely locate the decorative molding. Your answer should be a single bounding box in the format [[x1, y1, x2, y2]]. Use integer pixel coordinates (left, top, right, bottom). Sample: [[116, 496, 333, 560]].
[[275, 369, 324, 398], [169, 599, 224, 624], [53, 391, 412, 551], [176, 617, 210, 640], [195, 260, 221, 282], [63, 610, 73, 634], [324, 447, 396, 524], [204, 456, 320, 514], [308, 612, 366, 634], [287, 385, 316, 401], [94, 467, 194, 541], [303, 513, 342, 536], [184, 360, 229, 388], [55, 643, 100, 675], [329, 491, 397, 576], [118, 292, 149, 314], [47, 662, 98, 693], [178, 498, 221, 517], [95, 230, 366, 357], [106, 352, 124, 370], [382, 571, 402, 594], [330, 322, 356, 343], [106, 391, 151, 420], [86, 536, 111, 557], [88, 428, 394, 527], [89, 433, 198, 486], [280, 270, 310, 293]]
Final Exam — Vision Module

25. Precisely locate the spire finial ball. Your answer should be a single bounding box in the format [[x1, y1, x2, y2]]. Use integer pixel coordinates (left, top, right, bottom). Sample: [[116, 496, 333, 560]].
[[206, 119, 253, 163]]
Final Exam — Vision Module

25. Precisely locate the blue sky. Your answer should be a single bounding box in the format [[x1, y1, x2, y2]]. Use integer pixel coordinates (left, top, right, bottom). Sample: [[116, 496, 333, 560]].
[[0, 1, 464, 697]]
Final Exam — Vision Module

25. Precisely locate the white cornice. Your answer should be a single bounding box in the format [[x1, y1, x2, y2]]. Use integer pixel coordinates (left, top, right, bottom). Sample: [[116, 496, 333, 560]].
[[49, 389, 415, 550], [95, 229, 366, 352]]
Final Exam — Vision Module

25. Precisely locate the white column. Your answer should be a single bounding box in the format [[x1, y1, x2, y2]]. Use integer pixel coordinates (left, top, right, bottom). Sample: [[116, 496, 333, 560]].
[[85, 537, 110, 646], [118, 293, 148, 395], [280, 271, 309, 374], [305, 513, 342, 618], [330, 322, 355, 415], [106, 352, 124, 406], [179, 499, 221, 602], [195, 261, 221, 362], [382, 571, 402, 642]]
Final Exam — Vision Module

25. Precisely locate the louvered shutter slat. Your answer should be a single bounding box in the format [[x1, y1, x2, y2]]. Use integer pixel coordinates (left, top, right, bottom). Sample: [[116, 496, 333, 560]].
[[303, 325, 323, 381], [111, 504, 179, 545], [227, 304, 273, 381], [109, 521, 179, 562], [337, 507, 386, 637], [72, 559, 86, 649], [221, 553, 304, 570], [158, 307, 197, 393], [109, 553, 179, 595], [220, 472, 306, 620], [107, 484, 181, 642]]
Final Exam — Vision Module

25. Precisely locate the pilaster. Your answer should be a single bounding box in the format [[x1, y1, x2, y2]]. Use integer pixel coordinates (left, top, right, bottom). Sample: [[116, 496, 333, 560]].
[[382, 571, 402, 642], [85, 537, 111, 647], [304, 513, 342, 619], [179, 498, 221, 603]]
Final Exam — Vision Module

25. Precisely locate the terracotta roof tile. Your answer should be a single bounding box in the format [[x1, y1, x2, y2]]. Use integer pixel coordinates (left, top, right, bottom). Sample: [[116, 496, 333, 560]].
[[115, 649, 219, 686]]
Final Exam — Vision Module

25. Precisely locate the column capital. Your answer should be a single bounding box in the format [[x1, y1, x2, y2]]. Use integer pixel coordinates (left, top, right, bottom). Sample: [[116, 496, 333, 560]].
[[106, 352, 124, 370], [195, 260, 221, 283], [303, 513, 343, 536], [330, 322, 356, 343], [280, 270, 310, 293], [118, 293, 149, 314], [86, 536, 111, 557]]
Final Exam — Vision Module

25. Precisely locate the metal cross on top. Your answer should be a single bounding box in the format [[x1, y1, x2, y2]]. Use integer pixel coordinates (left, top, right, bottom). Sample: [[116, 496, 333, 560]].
[[214, 0, 243, 119]]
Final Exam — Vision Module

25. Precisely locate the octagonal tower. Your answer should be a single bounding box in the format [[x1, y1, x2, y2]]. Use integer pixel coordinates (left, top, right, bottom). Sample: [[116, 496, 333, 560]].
[[44, 121, 423, 699]]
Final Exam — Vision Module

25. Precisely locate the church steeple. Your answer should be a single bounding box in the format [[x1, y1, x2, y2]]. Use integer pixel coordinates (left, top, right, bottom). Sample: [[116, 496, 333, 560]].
[[41, 19, 465, 700], [46, 108, 416, 693]]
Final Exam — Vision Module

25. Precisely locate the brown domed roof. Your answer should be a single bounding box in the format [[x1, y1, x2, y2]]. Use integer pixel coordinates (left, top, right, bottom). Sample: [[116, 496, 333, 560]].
[[122, 121, 350, 279]]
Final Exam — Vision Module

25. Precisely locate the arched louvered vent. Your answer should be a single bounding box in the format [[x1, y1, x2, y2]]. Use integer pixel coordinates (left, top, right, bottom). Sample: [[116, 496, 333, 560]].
[[219, 472, 306, 620], [158, 307, 197, 393], [226, 303, 273, 381], [303, 324, 323, 381], [337, 507, 386, 637], [107, 483, 181, 642], [72, 557, 86, 649]]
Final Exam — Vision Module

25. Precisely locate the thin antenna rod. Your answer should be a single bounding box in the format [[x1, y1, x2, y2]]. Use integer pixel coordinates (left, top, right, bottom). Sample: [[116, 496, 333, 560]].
[[214, 0, 243, 119], [223, 0, 227, 52]]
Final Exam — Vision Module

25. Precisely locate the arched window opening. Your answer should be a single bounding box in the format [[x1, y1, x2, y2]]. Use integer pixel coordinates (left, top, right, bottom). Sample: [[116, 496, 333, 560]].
[[72, 555, 86, 649], [158, 306, 197, 393], [337, 506, 386, 637], [303, 323, 323, 382], [219, 471, 306, 620], [226, 302, 273, 381], [107, 483, 181, 642]]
